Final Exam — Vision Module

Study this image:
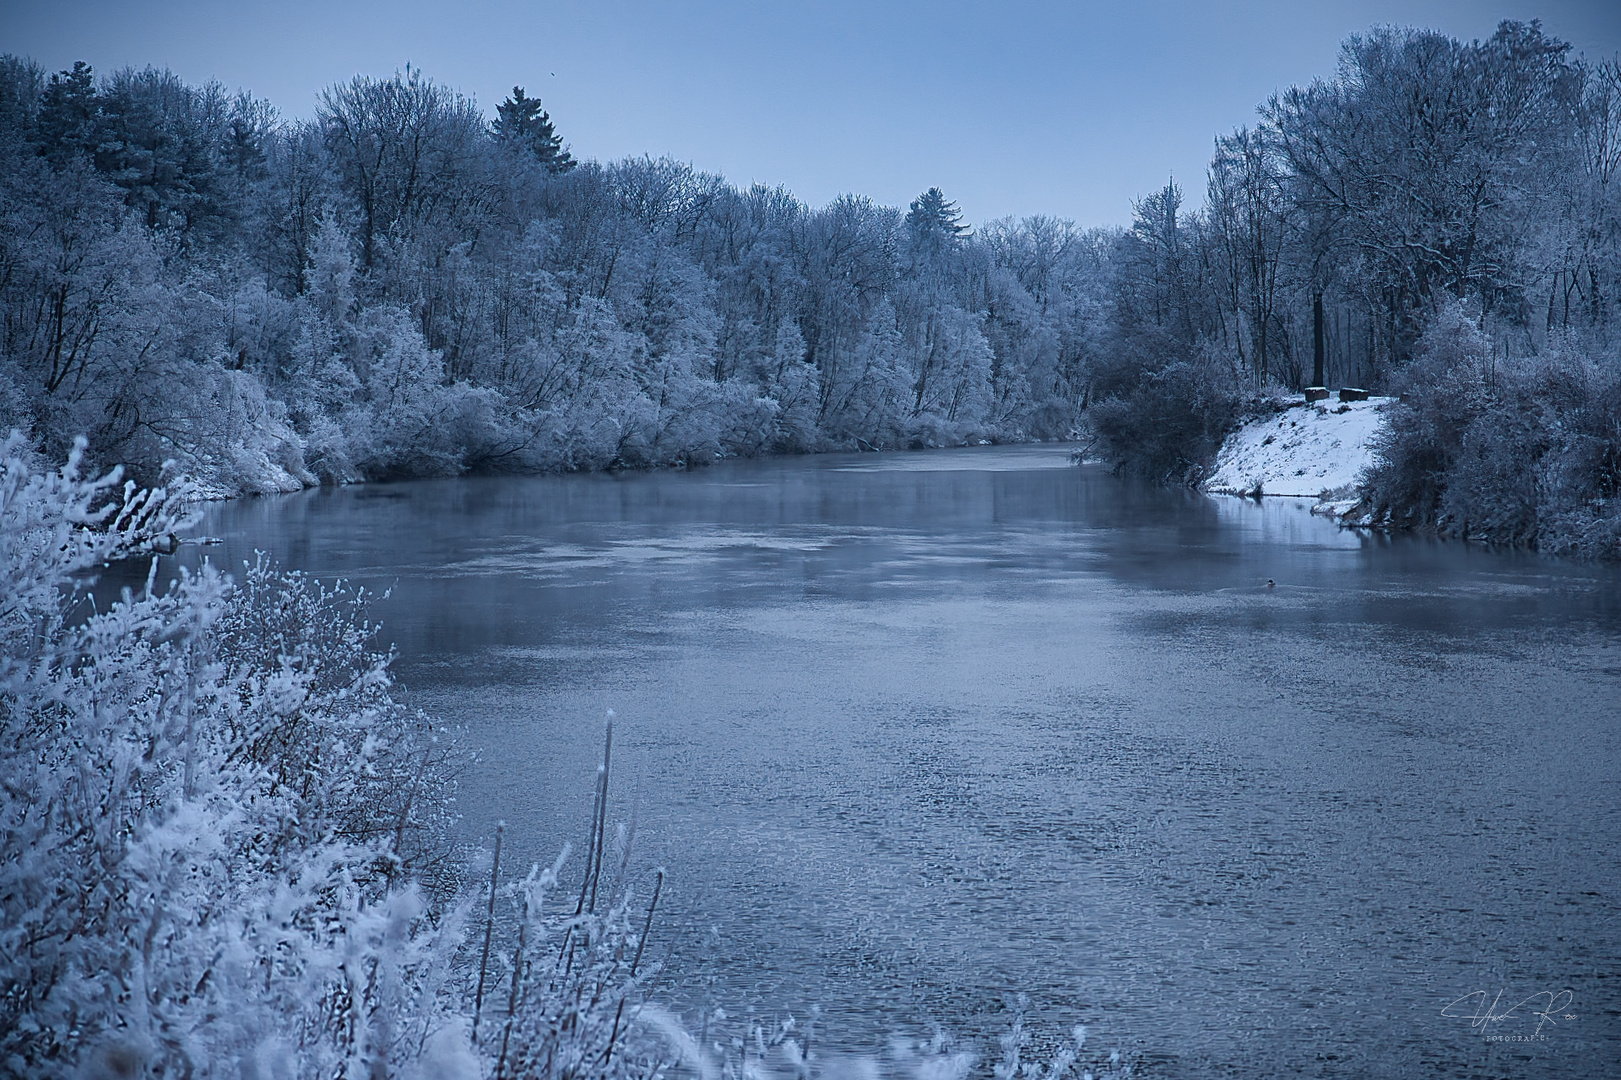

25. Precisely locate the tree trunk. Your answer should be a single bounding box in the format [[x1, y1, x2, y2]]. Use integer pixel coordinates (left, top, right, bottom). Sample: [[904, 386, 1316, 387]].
[[1312, 290, 1325, 388]]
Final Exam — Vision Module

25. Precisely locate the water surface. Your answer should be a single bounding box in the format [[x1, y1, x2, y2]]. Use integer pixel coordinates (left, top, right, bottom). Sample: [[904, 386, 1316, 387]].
[[183, 445, 1621, 1078]]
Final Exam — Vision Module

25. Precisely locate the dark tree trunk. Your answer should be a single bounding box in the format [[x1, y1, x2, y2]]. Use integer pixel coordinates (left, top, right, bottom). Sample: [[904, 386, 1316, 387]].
[[1312, 289, 1325, 388]]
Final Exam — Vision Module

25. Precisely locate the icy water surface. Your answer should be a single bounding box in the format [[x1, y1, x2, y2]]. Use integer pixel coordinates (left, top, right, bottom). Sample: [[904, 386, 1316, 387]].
[[186, 445, 1620, 1078]]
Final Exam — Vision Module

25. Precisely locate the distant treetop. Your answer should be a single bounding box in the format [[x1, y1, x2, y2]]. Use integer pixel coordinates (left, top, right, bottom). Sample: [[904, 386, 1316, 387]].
[[907, 187, 968, 241], [493, 86, 575, 174]]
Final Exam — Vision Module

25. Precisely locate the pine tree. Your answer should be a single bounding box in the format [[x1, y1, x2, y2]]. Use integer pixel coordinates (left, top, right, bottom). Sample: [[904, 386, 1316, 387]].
[[906, 187, 968, 241], [35, 61, 98, 166], [492, 86, 575, 174]]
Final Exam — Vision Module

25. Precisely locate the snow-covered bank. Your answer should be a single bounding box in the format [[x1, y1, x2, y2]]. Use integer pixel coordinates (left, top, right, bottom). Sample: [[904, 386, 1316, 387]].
[[1204, 397, 1391, 506]]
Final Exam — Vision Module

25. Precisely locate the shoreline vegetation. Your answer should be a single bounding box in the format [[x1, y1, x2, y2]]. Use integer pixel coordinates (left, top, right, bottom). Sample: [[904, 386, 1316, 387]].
[[4, 18, 1621, 554], [0, 59, 1092, 502]]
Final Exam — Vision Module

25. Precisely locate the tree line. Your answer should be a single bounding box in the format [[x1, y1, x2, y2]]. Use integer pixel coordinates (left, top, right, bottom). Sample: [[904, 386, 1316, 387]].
[[3, 20, 1619, 550], [0, 58, 1109, 496]]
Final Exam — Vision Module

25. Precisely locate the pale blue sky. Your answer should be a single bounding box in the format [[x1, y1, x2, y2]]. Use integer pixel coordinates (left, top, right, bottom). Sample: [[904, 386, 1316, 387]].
[[4, 1, 1619, 225]]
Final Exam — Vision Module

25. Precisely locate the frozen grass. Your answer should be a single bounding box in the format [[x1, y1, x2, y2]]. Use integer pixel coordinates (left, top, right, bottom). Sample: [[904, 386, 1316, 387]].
[[634, 1004, 1132, 1080]]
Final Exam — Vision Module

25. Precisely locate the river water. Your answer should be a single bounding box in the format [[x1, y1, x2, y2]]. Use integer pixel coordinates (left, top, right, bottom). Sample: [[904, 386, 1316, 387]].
[[185, 444, 1619, 1078]]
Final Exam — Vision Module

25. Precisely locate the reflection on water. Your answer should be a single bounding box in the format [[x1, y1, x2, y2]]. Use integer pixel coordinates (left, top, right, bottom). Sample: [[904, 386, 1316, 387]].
[[157, 445, 1618, 1079]]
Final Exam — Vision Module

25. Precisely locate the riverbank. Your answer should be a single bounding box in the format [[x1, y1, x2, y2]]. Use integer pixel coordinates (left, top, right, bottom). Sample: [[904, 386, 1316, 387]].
[[182, 435, 1058, 502], [1203, 396, 1390, 519]]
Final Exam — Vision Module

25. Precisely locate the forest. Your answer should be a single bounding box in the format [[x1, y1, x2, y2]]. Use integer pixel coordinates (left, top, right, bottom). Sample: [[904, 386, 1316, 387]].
[[4, 19, 1621, 549]]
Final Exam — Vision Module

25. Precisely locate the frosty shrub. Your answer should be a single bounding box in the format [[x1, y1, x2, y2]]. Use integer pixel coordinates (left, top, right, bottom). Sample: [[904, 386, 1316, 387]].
[[1362, 304, 1496, 532], [0, 436, 660, 1079], [212, 554, 464, 890], [1364, 305, 1621, 555], [0, 433, 455, 1076]]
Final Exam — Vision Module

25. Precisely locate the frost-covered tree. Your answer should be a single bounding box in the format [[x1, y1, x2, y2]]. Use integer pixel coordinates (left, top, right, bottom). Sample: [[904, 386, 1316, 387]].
[[317, 67, 488, 267], [0, 52, 1108, 490]]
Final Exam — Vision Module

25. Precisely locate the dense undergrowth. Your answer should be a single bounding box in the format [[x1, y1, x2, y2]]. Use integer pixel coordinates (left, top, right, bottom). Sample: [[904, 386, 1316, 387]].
[[1363, 306, 1621, 558]]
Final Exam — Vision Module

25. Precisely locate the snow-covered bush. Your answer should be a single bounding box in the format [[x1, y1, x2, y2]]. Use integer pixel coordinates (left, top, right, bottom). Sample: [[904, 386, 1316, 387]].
[[0, 437, 660, 1078], [212, 555, 463, 888], [1364, 304, 1621, 555], [0, 434, 459, 1076], [1363, 303, 1495, 531]]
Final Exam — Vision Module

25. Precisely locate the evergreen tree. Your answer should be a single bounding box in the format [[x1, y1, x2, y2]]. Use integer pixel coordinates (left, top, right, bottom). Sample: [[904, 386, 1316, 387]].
[[906, 187, 967, 241], [493, 85, 575, 173], [95, 67, 222, 236], [35, 61, 98, 166]]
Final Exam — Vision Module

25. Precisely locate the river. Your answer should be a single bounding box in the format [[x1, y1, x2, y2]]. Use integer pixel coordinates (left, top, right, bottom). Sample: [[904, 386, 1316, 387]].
[[180, 444, 1619, 1078]]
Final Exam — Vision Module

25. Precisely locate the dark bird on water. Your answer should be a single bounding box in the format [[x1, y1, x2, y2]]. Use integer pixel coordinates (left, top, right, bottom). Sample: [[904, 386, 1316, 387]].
[[1266, 579, 1275, 588]]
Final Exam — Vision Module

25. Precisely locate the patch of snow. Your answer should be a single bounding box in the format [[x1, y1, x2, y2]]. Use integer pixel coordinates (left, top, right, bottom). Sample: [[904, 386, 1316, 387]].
[[1205, 398, 1392, 498], [1310, 497, 1362, 519], [1308, 496, 1375, 527]]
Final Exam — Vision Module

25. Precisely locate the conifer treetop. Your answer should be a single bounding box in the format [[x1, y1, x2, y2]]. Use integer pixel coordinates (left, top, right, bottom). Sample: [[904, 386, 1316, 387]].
[[493, 85, 575, 174]]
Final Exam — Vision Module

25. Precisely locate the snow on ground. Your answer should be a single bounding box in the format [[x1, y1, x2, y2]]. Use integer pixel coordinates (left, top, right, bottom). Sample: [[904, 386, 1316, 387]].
[[1204, 397, 1393, 499]]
